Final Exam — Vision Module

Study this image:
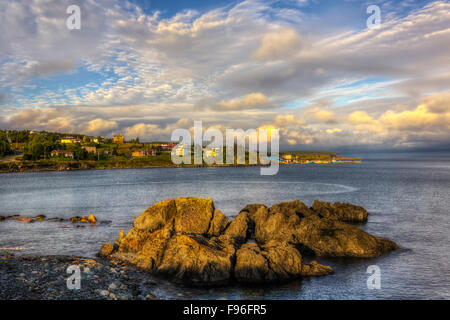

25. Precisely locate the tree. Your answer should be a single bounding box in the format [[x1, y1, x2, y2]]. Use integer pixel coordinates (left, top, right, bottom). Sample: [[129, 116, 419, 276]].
[[24, 133, 60, 160], [70, 144, 87, 161], [0, 131, 11, 157]]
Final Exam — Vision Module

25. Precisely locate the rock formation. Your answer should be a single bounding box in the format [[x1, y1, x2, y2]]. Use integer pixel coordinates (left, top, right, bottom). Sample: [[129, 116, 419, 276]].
[[99, 197, 396, 286]]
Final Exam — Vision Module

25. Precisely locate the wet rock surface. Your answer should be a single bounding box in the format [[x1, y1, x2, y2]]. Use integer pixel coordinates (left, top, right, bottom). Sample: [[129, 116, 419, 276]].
[[100, 197, 396, 286], [0, 214, 110, 227]]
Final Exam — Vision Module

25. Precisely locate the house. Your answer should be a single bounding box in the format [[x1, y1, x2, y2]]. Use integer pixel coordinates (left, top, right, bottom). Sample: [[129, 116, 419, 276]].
[[113, 134, 124, 144], [132, 149, 156, 157], [204, 147, 221, 158], [82, 146, 97, 154], [173, 144, 189, 157], [60, 137, 82, 144], [150, 142, 175, 151], [51, 150, 74, 159]]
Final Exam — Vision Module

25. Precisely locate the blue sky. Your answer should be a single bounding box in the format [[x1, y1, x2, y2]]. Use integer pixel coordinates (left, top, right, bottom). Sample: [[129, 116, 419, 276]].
[[0, 0, 449, 151]]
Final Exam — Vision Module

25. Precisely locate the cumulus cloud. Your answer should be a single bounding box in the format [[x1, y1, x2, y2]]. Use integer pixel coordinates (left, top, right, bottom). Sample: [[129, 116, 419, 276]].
[[348, 111, 374, 124], [216, 93, 270, 110], [273, 114, 306, 127], [252, 27, 302, 61], [81, 118, 118, 135], [1, 0, 450, 152], [123, 118, 193, 141]]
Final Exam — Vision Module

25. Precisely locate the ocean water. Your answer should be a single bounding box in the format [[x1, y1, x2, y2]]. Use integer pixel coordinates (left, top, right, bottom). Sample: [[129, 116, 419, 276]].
[[0, 159, 449, 299]]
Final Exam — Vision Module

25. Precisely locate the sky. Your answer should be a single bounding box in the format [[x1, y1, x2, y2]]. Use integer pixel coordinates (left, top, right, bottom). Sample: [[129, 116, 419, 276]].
[[0, 0, 449, 152]]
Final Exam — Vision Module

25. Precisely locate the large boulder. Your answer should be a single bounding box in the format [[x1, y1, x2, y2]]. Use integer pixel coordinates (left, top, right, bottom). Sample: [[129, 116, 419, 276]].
[[155, 234, 235, 285], [293, 217, 396, 257], [133, 199, 177, 232], [234, 240, 330, 283], [174, 197, 214, 234], [235, 242, 275, 283], [254, 200, 395, 258], [99, 197, 395, 286]]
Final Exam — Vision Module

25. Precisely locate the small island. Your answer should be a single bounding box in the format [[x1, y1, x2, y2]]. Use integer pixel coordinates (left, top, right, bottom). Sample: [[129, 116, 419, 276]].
[[99, 197, 395, 286]]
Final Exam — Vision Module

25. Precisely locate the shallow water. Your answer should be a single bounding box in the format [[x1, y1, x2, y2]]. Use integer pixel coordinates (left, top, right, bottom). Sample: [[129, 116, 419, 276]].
[[0, 159, 449, 299]]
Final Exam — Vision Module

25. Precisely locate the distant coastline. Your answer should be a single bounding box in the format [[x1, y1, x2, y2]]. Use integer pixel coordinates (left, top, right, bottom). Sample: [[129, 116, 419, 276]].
[[0, 160, 263, 174], [0, 129, 361, 173], [0, 158, 361, 174]]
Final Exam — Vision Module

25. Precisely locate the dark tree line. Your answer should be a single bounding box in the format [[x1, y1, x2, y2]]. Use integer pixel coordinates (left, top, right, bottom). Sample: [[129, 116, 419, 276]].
[[0, 131, 12, 157]]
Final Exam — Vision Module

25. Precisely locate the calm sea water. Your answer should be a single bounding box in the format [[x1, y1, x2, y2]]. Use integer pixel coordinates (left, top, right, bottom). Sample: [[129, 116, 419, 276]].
[[0, 159, 449, 299]]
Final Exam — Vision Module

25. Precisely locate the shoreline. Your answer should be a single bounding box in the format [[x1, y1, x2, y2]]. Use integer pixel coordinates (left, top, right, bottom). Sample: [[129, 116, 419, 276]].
[[0, 159, 358, 174], [0, 161, 266, 174], [0, 251, 159, 300]]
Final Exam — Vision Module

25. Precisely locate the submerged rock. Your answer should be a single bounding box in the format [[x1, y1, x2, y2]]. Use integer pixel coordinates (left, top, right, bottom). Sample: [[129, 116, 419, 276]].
[[70, 216, 81, 223], [99, 197, 396, 286], [301, 260, 334, 276], [88, 215, 97, 224]]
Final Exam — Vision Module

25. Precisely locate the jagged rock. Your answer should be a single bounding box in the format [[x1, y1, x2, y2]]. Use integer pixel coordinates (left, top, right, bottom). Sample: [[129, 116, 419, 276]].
[[235, 240, 306, 283], [133, 199, 177, 233], [261, 240, 304, 281], [311, 200, 368, 222], [269, 200, 316, 218], [35, 215, 46, 221], [255, 200, 396, 258], [134, 226, 173, 270], [301, 260, 334, 276], [70, 216, 81, 223], [99, 197, 395, 286], [207, 209, 229, 236], [223, 211, 249, 242], [155, 234, 235, 285], [98, 243, 116, 258], [235, 242, 273, 283]]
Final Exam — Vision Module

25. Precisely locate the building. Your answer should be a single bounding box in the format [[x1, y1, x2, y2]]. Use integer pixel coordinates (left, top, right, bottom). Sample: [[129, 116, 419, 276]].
[[113, 134, 124, 144], [150, 142, 176, 151], [60, 137, 82, 144], [82, 146, 97, 154], [173, 144, 189, 157], [51, 150, 74, 159], [281, 154, 294, 163], [204, 147, 221, 158], [132, 149, 156, 157]]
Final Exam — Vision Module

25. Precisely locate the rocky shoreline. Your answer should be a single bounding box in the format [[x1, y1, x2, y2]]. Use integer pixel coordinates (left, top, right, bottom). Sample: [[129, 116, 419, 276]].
[[99, 198, 396, 286], [0, 160, 263, 174], [0, 198, 397, 298], [0, 251, 158, 300]]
